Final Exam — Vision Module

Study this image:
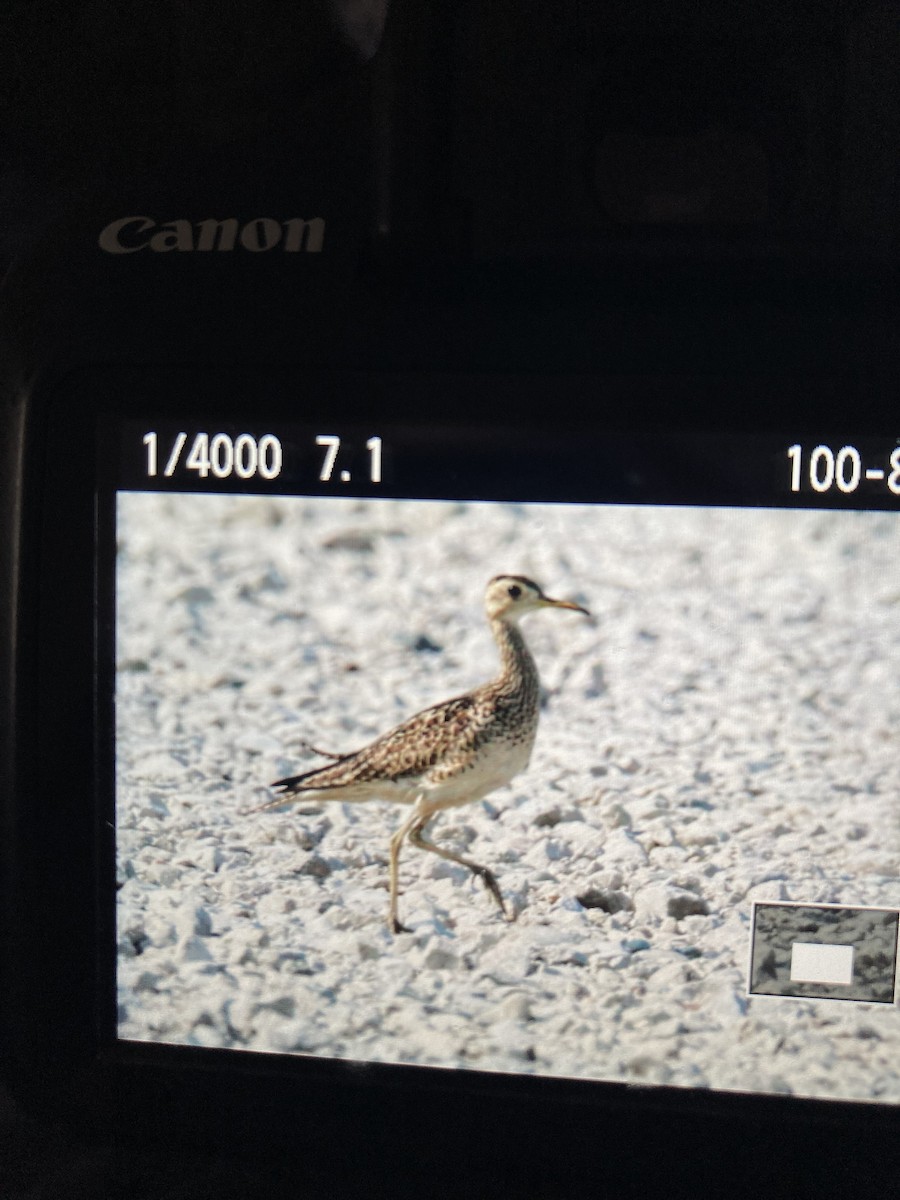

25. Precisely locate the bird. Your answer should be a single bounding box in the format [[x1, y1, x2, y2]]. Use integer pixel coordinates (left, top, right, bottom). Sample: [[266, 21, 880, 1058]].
[[257, 575, 589, 933]]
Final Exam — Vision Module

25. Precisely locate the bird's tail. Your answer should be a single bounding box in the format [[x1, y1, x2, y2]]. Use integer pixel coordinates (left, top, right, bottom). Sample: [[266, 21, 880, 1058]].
[[249, 754, 355, 813]]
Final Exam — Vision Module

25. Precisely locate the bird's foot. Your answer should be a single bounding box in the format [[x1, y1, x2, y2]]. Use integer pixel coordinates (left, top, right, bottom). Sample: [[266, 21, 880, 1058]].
[[476, 867, 514, 921], [389, 915, 413, 935]]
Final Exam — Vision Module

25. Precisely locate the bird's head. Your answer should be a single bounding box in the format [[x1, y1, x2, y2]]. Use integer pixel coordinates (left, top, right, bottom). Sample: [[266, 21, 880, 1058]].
[[484, 575, 589, 623]]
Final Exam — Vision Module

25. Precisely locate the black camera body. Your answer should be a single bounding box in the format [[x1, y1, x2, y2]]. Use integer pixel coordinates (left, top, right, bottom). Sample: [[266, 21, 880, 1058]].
[[3, 4, 900, 1192]]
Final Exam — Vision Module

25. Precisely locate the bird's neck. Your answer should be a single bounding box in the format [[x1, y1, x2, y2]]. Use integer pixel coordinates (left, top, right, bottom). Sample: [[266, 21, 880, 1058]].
[[491, 616, 539, 693]]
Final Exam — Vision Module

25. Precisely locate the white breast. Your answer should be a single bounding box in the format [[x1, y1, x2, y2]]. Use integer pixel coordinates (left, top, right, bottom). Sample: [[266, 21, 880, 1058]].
[[421, 735, 534, 811]]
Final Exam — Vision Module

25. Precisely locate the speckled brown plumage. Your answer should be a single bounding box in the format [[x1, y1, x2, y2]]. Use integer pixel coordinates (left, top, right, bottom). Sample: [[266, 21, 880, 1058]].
[[259, 575, 588, 932]]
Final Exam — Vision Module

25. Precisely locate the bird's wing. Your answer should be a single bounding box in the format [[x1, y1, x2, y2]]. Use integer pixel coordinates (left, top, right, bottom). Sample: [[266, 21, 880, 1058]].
[[270, 691, 488, 795]]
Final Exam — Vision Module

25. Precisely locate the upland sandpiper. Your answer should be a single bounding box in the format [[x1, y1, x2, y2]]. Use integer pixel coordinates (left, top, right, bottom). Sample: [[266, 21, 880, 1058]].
[[259, 575, 589, 933]]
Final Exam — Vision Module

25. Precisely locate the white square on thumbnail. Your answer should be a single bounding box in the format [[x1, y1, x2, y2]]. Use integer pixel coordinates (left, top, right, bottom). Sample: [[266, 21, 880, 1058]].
[[790, 942, 854, 986]]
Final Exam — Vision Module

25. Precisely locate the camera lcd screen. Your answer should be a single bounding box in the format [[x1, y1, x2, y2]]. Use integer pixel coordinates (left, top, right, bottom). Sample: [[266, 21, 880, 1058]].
[[107, 409, 900, 1105]]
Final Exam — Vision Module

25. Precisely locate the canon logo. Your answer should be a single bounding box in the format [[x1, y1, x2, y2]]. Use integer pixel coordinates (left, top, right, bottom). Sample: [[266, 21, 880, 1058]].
[[98, 216, 325, 254]]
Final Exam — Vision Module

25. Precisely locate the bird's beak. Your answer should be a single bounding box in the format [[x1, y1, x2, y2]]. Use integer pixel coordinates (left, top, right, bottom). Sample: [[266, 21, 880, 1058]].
[[541, 595, 590, 616]]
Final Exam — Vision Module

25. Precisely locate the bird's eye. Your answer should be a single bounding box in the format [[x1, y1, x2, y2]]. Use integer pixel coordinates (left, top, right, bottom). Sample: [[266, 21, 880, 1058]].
[[508, 584, 522, 599]]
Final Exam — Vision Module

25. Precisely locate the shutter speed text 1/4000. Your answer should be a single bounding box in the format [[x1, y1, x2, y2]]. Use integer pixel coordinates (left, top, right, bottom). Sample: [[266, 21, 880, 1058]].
[[140, 433, 384, 486]]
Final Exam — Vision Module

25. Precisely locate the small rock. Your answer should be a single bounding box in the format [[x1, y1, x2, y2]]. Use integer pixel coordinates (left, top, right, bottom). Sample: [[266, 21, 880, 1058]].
[[635, 883, 709, 920], [257, 995, 296, 1019], [144, 916, 177, 948], [293, 828, 321, 851], [248, 566, 287, 593], [274, 951, 314, 975], [543, 839, 572, 862], [705, 984, 749, 1021], [602, 803, 632, 829], [175, 904, 213, 939], [134, 971, 162, 993], [624, 937, 651, 953], [179, 935, 213, 963], [674, 945, 703, 959], [423, 946, 459, 970], [134, 751, 186, 781], [429, 859, 466, 882], [298, 855, 332, 879], [322, 531, 374, 552], [667, 890, 710, 919], [585, 663, 607, 698], [177, 585, 214, 605], [117, 936, 137, 959], [625, 1055, 673, 1085], [139, 796, 169, 819], [534, 807, 563, 828], [196, 845, 225, 872], [121, 925, 149, 956], [576, 887, 633, 914], [493, 993, 534, 1022], [603, 827, 647, 865], [554, 950, 589, 967]]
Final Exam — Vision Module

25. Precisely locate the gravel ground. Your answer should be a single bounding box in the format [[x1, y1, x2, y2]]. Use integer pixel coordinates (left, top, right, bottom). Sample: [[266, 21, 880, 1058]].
[[116, 493, 900, 1102]]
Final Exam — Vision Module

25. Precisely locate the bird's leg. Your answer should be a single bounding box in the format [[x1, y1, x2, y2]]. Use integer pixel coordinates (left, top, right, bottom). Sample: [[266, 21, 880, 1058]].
[[387, 807, 426, 934], [408, 815, 514, 922]]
